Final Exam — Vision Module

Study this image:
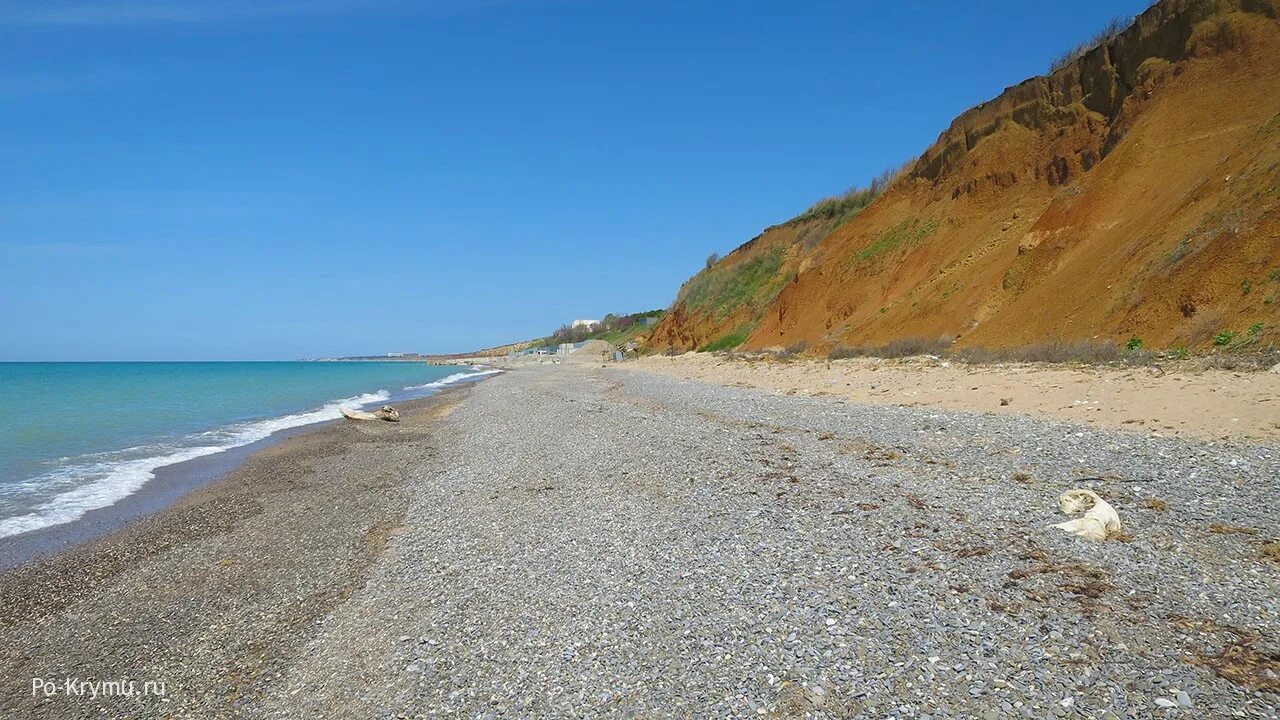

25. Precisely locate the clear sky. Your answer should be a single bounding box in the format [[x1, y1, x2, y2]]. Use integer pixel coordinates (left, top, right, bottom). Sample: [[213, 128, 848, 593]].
[[0, 0, 1154, 360]]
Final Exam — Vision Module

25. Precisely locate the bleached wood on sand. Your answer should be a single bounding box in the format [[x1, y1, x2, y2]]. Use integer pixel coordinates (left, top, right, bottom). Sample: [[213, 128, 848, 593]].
[[340, 405, 401, 422], [1052, 489, 1122, 541]]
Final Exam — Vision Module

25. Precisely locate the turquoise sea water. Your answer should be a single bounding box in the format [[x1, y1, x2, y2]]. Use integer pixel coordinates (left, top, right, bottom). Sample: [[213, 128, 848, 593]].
[[0, 361, 499, 538]]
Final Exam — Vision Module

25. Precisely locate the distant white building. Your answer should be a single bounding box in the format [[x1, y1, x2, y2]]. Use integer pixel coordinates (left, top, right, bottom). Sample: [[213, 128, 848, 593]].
[[571, 319, 599, 329], [386, 352, 409, 357]]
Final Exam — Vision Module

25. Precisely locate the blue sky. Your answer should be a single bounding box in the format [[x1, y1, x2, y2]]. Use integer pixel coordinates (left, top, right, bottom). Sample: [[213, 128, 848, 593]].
[[0, 0, 1153, 360]]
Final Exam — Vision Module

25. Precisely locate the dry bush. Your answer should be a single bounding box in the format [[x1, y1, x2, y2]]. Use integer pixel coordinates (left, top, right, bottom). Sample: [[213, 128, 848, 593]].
[[1198, 349, 1280, 371], [1049, 16, 1129, 72], [1137, 56, 1173, 86], [1188, 14, 1247, 56], [827, 345, 869, 360], [951, 340, 1126, 365], [880, 336, 951, 357], [827, 336, 951, 360], [1177, 307, 1227, 346]]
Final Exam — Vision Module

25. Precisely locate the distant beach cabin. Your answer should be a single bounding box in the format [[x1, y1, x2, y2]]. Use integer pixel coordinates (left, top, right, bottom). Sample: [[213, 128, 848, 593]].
[[571, 319, 598, 329]]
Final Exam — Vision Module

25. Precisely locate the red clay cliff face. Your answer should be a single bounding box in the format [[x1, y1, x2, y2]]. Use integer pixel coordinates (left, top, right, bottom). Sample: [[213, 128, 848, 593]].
[[649, 0, 1280, 352]]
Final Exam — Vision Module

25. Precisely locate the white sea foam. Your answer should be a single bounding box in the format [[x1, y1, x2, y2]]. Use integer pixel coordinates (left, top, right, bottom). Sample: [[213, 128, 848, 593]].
[[0, 389, 390, 538], [0, 368, 505, 539], [404, 367, 502, 390]]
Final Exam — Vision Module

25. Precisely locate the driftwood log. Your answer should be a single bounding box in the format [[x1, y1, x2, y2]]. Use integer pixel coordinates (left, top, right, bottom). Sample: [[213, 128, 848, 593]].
[[340, 405, 401, 422], [1051, 489, 1122, 541]]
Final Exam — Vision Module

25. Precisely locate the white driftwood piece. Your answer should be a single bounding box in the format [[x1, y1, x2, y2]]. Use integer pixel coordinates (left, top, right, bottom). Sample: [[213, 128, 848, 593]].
[[340, 405, 401, 422], [1052, 489, 1121, 541]]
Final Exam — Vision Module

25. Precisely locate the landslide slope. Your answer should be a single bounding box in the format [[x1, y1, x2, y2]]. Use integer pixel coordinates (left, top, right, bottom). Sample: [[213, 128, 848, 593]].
[[649, 0, 1280, 352]]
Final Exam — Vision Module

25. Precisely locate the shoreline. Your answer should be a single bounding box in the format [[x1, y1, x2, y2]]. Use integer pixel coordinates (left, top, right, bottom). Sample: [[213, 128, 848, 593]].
[[0, 383, 465, 580], [0, 383, 473, 717], [0, 365, 499, 570], [0, 419, 338, 572]]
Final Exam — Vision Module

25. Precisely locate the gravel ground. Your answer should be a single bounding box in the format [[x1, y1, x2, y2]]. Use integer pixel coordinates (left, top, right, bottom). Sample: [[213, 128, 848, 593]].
[[261, 364, 1279, 719], [0, 389, 467, 720], [2, 364, 1277, 719]]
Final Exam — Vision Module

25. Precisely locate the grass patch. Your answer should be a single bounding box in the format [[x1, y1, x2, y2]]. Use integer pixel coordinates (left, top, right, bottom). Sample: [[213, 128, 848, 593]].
[[850, 218, 939, 266], [790, 185, 881, 227], [786, 163, 909, 228], [698, 328, 751, 353], [680, 244, 789, 320]]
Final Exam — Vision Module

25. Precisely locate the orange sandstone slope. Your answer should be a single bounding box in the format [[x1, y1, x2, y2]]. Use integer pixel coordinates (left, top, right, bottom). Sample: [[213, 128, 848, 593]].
[[649, 0, 1280, 353]]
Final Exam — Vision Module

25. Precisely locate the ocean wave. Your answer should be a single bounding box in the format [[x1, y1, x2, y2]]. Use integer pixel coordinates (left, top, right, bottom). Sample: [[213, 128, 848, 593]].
[[404, 367, 502, 391], [0, 389, 391, 539]]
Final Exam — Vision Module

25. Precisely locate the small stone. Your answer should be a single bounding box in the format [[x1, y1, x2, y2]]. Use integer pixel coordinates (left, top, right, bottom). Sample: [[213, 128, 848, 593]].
[[1155, 698, 1178, 708]]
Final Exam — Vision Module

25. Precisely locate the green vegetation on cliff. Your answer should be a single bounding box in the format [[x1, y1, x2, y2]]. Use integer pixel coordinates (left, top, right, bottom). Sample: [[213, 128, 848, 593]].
[[680, 244, 789, 320], [550, 309, 665, 345]]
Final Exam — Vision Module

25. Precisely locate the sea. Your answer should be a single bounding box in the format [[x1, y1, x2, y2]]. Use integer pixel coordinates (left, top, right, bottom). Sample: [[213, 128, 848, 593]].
[[0, 361, 499, 539]]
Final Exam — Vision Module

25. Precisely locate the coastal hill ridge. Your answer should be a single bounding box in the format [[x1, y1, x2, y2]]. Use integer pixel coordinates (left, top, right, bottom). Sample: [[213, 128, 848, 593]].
[[648, 0, 1280, 353]]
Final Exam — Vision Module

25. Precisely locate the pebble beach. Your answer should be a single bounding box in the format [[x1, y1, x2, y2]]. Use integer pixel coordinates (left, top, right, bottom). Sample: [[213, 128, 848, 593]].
[[2, 363, 1278, 718]]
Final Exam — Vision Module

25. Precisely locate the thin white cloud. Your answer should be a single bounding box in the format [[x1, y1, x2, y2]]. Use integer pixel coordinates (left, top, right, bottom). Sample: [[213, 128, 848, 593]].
[[0, 0, 381, 27]]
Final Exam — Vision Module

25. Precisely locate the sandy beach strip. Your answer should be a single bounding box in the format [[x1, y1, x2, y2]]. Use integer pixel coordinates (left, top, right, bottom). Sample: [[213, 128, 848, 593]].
[[629, 353, 1280, 443]]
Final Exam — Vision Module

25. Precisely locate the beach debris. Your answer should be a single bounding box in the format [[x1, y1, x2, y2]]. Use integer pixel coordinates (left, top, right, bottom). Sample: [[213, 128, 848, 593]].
[[1051, 488, 1122, 541], [340, 405, 401, 422]]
